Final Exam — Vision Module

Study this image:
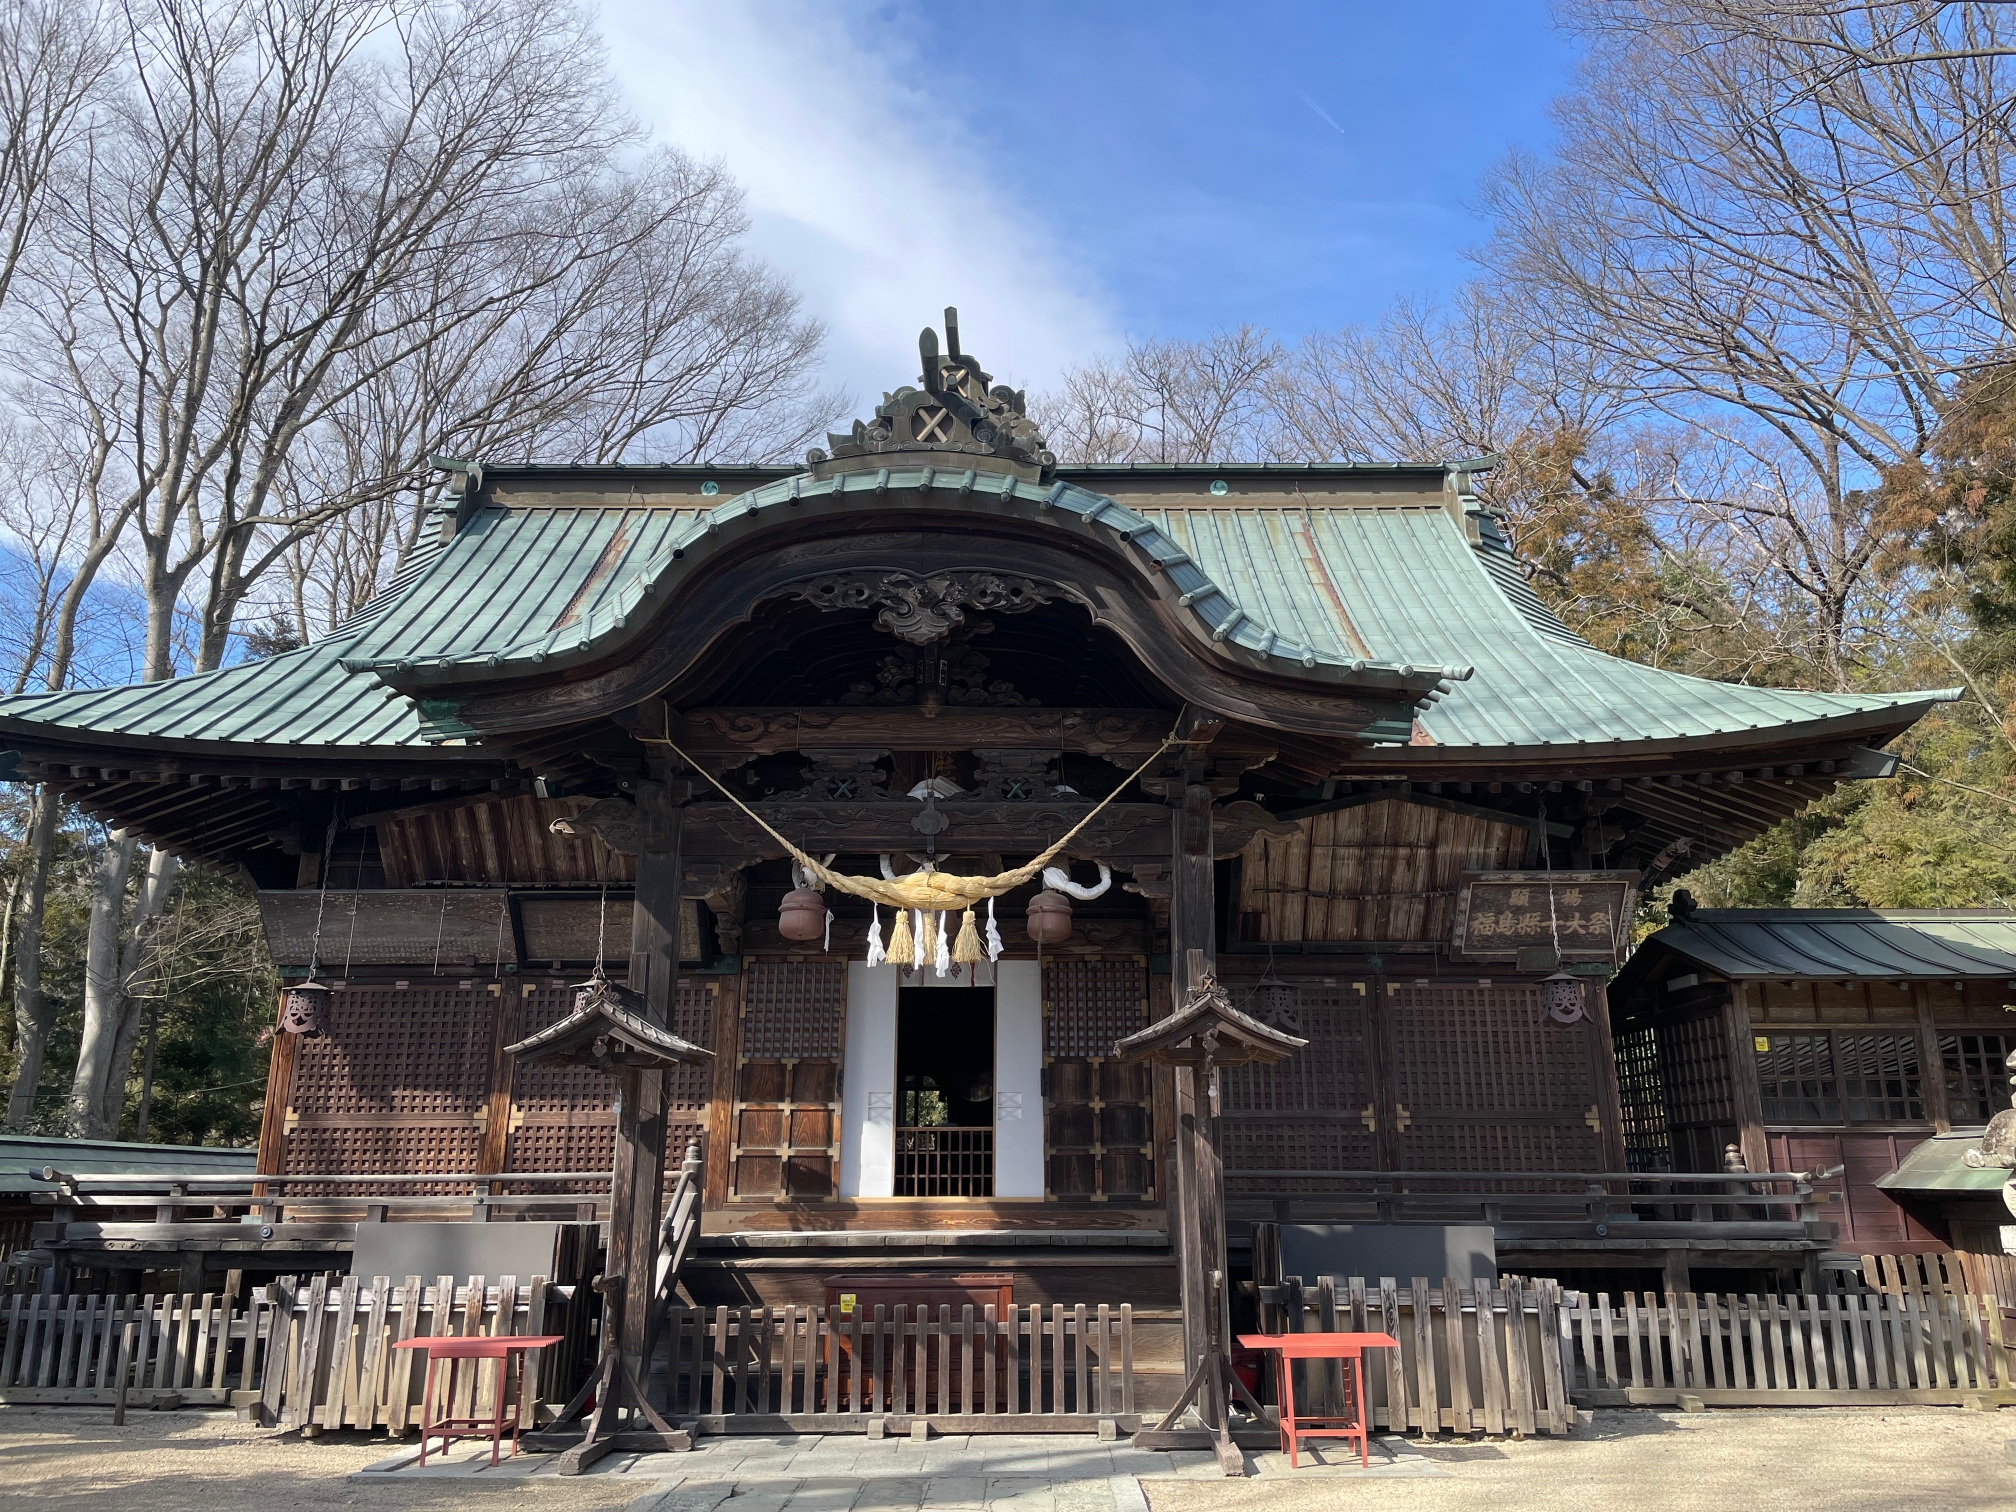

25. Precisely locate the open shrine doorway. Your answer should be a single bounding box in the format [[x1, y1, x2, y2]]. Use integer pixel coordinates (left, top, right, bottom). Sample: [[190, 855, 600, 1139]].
[[896, 985, 996, 1195], [838, 962, 1044, 1200]]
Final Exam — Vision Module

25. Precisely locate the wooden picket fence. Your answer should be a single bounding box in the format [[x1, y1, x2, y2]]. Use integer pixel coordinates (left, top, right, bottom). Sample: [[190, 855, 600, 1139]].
[[1561, 1288, 2016, 1407], [0, 1274, 578, 1426], [663, 1303, 1137, 1431], [1267, 1276, 1575, 1436], [0, 1291, 239, 1406]]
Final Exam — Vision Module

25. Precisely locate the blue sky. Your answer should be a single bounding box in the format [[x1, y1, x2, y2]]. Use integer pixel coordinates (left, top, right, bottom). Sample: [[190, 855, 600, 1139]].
[[601, 0, 1580, 401]]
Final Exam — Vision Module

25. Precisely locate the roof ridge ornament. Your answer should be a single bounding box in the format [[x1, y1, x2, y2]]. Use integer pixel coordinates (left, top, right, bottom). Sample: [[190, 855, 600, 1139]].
[[811, 307, 1055, 478]]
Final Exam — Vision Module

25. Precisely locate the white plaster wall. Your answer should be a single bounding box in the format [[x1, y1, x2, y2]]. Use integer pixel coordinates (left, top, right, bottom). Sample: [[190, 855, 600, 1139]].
[[993, 961, 1045, 1198], [839, 962, 898, 1198]]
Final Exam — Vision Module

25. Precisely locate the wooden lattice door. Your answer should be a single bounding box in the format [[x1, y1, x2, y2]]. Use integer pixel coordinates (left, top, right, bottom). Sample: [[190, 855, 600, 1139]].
[[1218, 976, 1377, 1187], [1383, 979, 1605, 1173], [283, 981, 496, 1185], [730, 961, 843, 1199], [501, 974, 720, 1190], [1043, 958, 1153, 1201]]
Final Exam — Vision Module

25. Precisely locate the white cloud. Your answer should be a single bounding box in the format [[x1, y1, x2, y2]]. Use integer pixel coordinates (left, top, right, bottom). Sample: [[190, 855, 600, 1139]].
[[598, 0, 1119, 411]]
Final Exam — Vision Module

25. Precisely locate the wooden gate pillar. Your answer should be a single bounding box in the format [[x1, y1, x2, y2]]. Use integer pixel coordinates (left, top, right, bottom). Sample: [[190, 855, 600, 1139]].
[[613, 778, 685, 1377], [1169, 782, 1216, 1379]]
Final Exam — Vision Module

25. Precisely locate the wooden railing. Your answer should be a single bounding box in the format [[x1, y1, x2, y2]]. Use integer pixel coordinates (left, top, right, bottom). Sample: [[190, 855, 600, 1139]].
[[26, 1168, 618, 1225], [1257, 1276, 1576, 1436], [1561, 1286, 2016, 1406], [662, 1303, 1135, 1431], [1225, 1168, 1833, 1231], [894, 1127, 994, 1198]]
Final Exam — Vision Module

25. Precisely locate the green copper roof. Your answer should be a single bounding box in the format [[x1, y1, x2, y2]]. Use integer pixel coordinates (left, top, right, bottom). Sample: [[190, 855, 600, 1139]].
[[1627, 908, 2016, 981], [339, 472, 1467, 693], [1138, 505, 1945, 748], [0, 473, 1955, 755]]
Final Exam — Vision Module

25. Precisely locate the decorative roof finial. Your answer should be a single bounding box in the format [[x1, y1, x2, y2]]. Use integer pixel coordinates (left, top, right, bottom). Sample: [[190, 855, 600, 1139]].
[[814, 307, 1054, 479]]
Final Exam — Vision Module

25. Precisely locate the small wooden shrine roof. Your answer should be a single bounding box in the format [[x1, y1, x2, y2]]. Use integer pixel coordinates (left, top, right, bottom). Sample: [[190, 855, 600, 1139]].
[[505, 983, 714, 1071], [1113, 973, 1307, 1068], [1615, 908, 2016, 989]]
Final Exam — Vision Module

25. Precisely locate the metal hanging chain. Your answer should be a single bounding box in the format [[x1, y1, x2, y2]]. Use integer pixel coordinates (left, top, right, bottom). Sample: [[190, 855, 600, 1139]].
[[306, 803, 341, 977]]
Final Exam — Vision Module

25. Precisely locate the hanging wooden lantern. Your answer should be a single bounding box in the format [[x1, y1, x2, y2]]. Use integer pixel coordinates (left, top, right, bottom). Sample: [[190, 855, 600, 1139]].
[[1025, 889, 1073, 945], [1541, 970, 1586, 1025], [778, 887, 827, 941], [1250, 974, 1301, 1033], [279, 978, 332, 1038]]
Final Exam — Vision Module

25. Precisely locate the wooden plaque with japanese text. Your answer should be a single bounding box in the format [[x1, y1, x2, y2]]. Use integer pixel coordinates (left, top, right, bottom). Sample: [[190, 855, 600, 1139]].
[[1449, 870, 1639, 961]]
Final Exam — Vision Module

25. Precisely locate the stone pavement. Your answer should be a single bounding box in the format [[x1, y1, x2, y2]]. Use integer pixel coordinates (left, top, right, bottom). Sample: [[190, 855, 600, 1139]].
[[350, 1430, 1453, 1508]]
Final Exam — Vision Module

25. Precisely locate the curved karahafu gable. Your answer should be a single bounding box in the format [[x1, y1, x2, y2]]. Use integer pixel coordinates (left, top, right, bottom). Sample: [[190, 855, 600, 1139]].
[[0, 311, 1962, 878]]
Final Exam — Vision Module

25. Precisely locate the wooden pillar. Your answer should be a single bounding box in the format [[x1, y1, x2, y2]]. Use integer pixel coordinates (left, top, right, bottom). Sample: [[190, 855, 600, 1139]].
[[1169, 785, 1215, 1382], [1913, 983, 1951, 1133], [1724, 983, 1770, 1177], [1586, 974, 1629, 1173], [610, 781, 684, 1379], [255, 996, 299, 1178]]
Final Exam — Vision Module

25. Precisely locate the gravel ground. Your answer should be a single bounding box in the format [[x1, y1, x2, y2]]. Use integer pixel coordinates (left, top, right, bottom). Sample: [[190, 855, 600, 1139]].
[[1142, 1409, 2016, 1512], [0, 1405, 2011, 1512], [0, 1408, 640, 1512]]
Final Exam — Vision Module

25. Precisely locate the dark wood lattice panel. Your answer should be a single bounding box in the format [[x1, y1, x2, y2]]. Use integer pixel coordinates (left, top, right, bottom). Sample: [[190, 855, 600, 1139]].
[[1660, 1013, 1735, 1126], [1219, 981, 1369, 1116], [502, 1118, 707, 1195], [502, 976, 718, 1191], [1388, 982, 1592, 1117], [1045, 958, 1148, 1059], [290, 983, 494, 1117], [1043, 959, 1152, 1201], [1398, 1120, 1603, 1175], [1218, 1118, 1375, 1191], [1611, 1024, 1672, 1173], [283, 1123, 482, 1191], [742, 961, 844, 1058], [1387, 981, 1601, 1177]]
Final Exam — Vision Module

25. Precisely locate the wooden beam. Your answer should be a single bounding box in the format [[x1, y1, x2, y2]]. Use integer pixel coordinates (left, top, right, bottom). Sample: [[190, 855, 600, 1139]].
[[677, 706, 1175, 758]]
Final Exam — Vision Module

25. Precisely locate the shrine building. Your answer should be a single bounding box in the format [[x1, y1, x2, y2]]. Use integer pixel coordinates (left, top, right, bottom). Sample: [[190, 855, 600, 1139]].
[[0, 314, 1958, 1308]]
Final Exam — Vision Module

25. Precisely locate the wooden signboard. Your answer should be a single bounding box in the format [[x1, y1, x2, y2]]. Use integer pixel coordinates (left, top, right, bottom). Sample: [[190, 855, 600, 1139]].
[[1449, 870, 1638, 961]]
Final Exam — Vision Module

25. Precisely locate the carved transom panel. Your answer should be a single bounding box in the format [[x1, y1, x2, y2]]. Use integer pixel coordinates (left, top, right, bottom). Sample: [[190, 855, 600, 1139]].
[[777, 570, 1055, 646]]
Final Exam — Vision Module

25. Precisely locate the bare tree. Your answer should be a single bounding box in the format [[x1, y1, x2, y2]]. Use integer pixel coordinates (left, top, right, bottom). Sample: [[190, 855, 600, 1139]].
[[0, 0, 834, 1135], [0, 0, 116, 321], [1037, 327, 1289, 464], [1483, 1, 2016, 684]]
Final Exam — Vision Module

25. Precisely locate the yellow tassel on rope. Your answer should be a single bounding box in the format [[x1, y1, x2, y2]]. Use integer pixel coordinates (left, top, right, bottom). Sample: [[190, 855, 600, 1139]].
[[952, 908, 984, 965], [886, 907, 914, 965]]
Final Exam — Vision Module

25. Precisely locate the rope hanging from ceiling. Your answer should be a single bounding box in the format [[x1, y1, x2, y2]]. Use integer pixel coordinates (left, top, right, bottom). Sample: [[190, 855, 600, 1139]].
[[645, 711, 1191, 968]]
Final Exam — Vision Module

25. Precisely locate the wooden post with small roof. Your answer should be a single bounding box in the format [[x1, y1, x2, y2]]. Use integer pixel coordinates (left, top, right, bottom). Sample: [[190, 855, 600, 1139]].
[[1117, 948, 1305, 1474]]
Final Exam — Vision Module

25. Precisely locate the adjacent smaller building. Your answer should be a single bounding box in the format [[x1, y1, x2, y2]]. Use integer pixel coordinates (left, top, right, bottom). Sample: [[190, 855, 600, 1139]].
[[1609, 907, 2016, 1256]]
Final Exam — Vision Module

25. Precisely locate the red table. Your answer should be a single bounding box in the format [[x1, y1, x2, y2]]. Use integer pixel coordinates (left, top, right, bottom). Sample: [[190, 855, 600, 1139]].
[[392, 1335, 565, 1466], [1237, 1331, 1399, 1468]]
